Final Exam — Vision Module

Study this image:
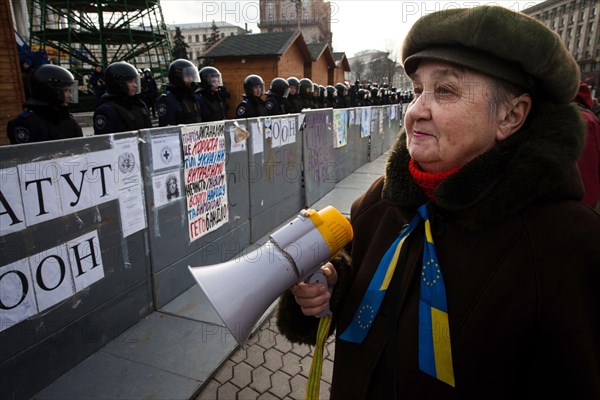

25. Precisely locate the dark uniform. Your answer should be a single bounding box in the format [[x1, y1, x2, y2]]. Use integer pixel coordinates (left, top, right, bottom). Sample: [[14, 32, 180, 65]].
[[196, 67, 228, 122], [157, 59, 202, 126], [93, 61, 152, 135], [264, 77, 289, 116], [8, 102, 82, 144], [141, 69, 158, 117], [94, 95, 151, 134], [236, 96, 266, 118], [235, 74, 267, 118], [7, 64, 82, 144]]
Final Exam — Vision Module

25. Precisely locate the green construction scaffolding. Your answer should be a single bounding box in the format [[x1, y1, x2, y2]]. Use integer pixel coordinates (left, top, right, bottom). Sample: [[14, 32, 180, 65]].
[[29, 0, 172, 85]]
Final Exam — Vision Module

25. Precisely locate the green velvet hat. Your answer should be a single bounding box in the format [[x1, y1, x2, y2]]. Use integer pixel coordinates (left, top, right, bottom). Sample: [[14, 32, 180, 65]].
[[402, 6, 580, 104]]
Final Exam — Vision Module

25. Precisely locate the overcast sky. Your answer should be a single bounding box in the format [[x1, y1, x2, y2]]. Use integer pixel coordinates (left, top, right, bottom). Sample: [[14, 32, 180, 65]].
[[160, 1, 545, 58]]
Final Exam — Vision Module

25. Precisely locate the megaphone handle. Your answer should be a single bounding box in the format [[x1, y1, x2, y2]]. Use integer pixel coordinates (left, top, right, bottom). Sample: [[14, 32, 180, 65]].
[[307, 270, 331, 318]]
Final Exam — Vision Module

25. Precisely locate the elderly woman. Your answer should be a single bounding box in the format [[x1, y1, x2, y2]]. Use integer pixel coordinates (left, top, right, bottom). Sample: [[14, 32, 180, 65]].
[[277, 6, 600, 399]]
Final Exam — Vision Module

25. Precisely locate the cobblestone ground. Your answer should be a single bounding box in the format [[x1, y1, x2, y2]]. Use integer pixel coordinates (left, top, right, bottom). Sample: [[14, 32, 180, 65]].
[[195, 314, 335, 400]]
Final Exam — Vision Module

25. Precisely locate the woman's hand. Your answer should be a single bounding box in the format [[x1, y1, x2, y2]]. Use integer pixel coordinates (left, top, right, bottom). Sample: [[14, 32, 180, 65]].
[[291, 262, 338, 316]]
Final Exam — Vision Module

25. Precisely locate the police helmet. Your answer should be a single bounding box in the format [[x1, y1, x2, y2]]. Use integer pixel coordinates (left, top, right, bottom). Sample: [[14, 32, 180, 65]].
[[287, 77, 300, 88], [168, 59, 200, 89], [105, 61, 140, 96], [268, 78, 290, 98], [199, 66, 223, 90], [357, 88, 369, 100], [326, 85, 337, 97], [335, 83, 347, 96], [243, 74, 265, 97], [299, 78, 313, 96], [312, 83, 319, 95], [318, 85, 326, 98], [30, 64, 78, 106]]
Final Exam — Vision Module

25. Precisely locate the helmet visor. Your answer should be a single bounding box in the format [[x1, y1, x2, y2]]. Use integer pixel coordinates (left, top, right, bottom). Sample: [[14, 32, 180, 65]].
[[182, 66, 201, 86], [63, 81, 79, 104], [209, 73, 222, 88]]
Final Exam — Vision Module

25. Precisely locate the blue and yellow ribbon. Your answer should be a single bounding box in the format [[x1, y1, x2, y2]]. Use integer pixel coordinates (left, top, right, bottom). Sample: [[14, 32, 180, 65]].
[[339, 204, 455, 387]]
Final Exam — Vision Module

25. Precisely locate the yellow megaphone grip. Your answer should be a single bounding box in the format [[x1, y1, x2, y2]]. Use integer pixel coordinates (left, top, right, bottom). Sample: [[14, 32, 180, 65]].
[[305, 206, 353, 254]]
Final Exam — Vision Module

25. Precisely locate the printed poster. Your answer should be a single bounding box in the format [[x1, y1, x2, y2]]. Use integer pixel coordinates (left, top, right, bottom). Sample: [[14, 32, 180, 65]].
[[181, 123, 228, 242], [333, 109, 348, 148], [151, 134, 182, 171], [152, 171, 182, 208], [361, 107, 372, 138]]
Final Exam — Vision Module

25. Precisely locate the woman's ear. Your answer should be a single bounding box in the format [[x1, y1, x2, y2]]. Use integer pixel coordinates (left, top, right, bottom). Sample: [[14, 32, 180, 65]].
[[497, 95, 532, 141]]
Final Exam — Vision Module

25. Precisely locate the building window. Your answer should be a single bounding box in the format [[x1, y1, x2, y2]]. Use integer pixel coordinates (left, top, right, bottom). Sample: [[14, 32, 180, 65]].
[[593, 7, 597, 17], [587, 36, 592, 46], [570, 14, 575, 24], [203, 34, 207, 41], [230, 32, 234, 36], [568, 28, 572, 37], [267, 2, 274, 22], [560, 17, 565, 26], [188, 35, 192, 42], [590, 22, 594, 33], [195, 34, 199, 42], [578, 25, 583, 36], [221, 33, 225, 38]]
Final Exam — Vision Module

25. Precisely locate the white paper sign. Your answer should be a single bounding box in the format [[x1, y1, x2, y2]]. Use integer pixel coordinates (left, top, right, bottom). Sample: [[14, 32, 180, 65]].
[[56, 154, 94, 214], [0, 168, 26, 236], [0, 259, 37, 331], [18, 160, 63, 226], [152, 171, 182, 207], [86, 149, 119, 204], [251, 122, 263, 155], [113, 137, 146, 237], [67, 230, 104, 292], [151, 134, 182, 171], [30, 244, 75, 313], [229, 125, 247, 153]]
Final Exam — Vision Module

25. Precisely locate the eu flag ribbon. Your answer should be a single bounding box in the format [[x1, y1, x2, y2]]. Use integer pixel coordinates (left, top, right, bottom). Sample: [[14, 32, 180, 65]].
[[338, 204, 455, 387]]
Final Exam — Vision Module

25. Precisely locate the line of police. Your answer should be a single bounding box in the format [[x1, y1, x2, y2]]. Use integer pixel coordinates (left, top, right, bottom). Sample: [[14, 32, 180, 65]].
[[7, 59, 404, 145]]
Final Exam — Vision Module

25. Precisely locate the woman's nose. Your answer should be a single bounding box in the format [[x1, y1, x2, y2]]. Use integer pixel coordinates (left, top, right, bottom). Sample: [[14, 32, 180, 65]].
[[407, 93, 432, 121]]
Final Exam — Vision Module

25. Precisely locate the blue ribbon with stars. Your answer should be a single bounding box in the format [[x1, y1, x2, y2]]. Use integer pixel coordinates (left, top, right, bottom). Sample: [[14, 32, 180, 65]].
[[339, 204, 455, 387]]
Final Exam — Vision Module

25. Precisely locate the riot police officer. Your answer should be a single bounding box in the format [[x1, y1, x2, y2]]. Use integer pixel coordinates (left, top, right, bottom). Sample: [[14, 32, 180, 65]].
[[298, 78, 314, 110], [324, 85, 340, 108], [335, 83, 350, 108], [7, 64, 82, 144], [157, 59, 202, 126], [264, 78, 289, 116], [355, 88, 370, 107], [285, 77, 302, 114], [196, 66, 228, 122], [93, 61, 152, 135], [235, 74, 266, 118]]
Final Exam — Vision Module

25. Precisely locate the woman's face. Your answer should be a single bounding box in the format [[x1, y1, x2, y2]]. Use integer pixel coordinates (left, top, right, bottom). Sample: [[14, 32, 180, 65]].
[[126, 79, 138, 96], [405, 60, 502, 173]]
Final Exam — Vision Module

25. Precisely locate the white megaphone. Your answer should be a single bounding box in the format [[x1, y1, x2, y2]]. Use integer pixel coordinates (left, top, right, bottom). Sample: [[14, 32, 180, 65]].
[[188, 206, 353, 345]]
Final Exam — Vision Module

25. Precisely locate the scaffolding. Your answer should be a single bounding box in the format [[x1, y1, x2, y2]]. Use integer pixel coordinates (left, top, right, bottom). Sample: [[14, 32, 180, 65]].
[[28, 0, 172, 83]]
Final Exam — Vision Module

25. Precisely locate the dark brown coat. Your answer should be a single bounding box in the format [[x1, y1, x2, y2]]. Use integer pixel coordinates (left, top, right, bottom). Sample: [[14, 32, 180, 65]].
[[277, 100, 600, 399]]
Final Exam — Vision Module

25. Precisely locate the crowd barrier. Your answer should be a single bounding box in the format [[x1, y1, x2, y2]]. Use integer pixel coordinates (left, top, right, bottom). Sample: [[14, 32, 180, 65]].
[[0, 104, 403, 399]]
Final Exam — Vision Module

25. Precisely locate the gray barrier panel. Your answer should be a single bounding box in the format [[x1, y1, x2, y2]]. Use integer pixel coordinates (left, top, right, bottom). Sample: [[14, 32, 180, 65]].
[[382, 104, 404, 152], [0, 133, 152, 399], [302, 109, 336, 207], [370, 106, 384, 160], [246, 115, 303, 242], [139, 122, 251, 307], [334, 108, 370, 182]]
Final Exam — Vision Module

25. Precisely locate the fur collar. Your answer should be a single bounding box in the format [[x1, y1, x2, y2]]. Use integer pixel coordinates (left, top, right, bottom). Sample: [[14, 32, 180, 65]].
[[383, 101, 585, 230]]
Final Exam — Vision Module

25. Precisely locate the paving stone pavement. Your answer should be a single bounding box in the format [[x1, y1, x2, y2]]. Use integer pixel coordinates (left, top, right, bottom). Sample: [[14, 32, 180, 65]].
[[195, 313, 335, 400]]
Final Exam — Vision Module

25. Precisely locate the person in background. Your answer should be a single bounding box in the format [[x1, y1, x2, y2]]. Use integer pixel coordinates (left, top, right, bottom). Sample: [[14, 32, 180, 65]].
[[298, 78, 314, 110], [157, 59, 202, 126], [264, 77, 290, 116], [93, 61, 152, 135], [573, 81, 600, 210], [8, 64, 82, 144], [235, 74, 266, 118], [141, 68, 158, 118], [88, 65, 106, 106], [277, 5, 600, 399], [196, 66, 228, 122]]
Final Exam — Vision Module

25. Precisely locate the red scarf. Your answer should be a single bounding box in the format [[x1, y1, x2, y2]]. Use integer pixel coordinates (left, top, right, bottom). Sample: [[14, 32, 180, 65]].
[[409, 159, 460, 200]]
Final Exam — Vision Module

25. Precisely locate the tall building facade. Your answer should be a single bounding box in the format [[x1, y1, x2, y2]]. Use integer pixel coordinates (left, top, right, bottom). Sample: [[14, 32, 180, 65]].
[[258, 0, 332, 46], [167, 22, 250, 63], [523, 0, 600, 93]]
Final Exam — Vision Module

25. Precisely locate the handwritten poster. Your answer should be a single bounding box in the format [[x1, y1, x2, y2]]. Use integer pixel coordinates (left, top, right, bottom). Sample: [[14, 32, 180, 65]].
[[181, 123, 228, 242]]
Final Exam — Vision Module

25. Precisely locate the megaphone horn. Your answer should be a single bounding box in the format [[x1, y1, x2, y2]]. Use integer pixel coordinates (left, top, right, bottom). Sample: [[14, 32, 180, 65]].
[[188, 206, 353, 345]]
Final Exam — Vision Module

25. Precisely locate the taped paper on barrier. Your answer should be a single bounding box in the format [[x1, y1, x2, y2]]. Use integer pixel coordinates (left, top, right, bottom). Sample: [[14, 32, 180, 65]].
[[251, 122, 263, 155], [181, 123, 229, 242], [0, 168, 26, 236], [230, 124, 248, 153], [113, 137, 146, 237], [153, 171, 182, 207], [151, 134, 182, 171]]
